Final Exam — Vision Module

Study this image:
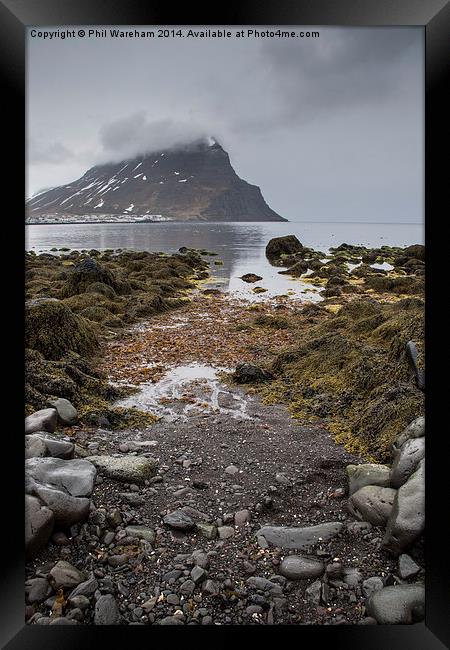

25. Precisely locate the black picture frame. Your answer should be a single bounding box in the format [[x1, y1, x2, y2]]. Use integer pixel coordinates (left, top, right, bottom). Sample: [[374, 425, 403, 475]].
[[1, 0, 448, 648]]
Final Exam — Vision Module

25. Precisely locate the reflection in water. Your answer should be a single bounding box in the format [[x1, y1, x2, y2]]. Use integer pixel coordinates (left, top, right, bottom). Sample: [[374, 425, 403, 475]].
[[26, 221, 423, 301]]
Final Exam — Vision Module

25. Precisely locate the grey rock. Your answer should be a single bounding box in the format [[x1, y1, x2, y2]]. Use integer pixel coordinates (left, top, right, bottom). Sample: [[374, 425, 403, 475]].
[[49, 398, 78, 426], [163, 510, 195, 531], [179, 579, 195, 595], [349, 486, 396, 526], [191, 566, 207, 583], [68, 595, 90, 610], [125, 525, 155, 544], [49, 617, 78, 625], [305, 580, 322, 605], [246, 577, 282, 594], [235, 509, 251, 526], [398, 554, 422, 579], [279, 555, 324, 580], [94, 594, 121, 625], [25, 494, 54, 559], [390, 437, 425, 489], [233, 363, 273, 384], [366, 584, 425, 624], [49, 561, 85, 590], [342, 568, 363, 587], [192, 550, 209, 569], [26, 434, 75, 460], [25, 457, 96, 497], [87, 455, 157, 483], [256, 522, 343, 550], [346, 464, 391, 495], [25, 409, 58, 435], [224, 464, 239, 476], [202, 580, 219, 596], [362, 577, 384, 599], [25, 435, 48, 459], [158, 616, 184, 625], [26, 479, 91, 529], [383, 459, 425, 554], [218, 526, 235, 539], [393, 417, 425, 450], [69, 577, 99, 598], [25, 577, 52, 604]]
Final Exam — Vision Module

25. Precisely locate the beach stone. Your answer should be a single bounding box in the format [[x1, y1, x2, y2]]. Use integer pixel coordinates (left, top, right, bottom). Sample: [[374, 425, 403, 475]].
[[25, 458, 96, 497], [224, 464, 239, 476], [218, 526, 235, 539], [390, 437, 425, 489], [69, 576, 98, 598], [25, 409, 58, 435], [279, 556, 324, 580], [191, 566, 207, 583], [202, 580, 219, 596], [125, 525, 155, 544], [158, 616, 184, 625], [233, 363, 273, 384], [346, 463, 391, 496], [28, 482, 90, 529], [256, 522, 343, 550], [366, 584, 425, 624], [196, 523, 217, 539], [305, 580, 322, 605], [25, 495, 54, 559], [240, 273, 263, 283], [398, 554, 421, 579], [266, 235, 303, 260], [87, 455, 157, 483], [246, 577, 282, 594], [25, 577, 52, 604], [26, 434, 75, 460], [362, 577, 384, 599], [49, 398, 78, 426], [235, 509, 251, 526], [349, 486, 396, 526], [383, 459, 425, 554], [49, 561, 85, 590], [393, 417, 425, 450], [163, 509, 195, 531], [49, 617, 77, 625], [94, 594, 121, 625], [25, 435, 47, 459]]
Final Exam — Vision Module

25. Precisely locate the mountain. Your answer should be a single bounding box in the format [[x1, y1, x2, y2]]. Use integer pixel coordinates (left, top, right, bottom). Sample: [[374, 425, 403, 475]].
[[26, 140, 287, 223]]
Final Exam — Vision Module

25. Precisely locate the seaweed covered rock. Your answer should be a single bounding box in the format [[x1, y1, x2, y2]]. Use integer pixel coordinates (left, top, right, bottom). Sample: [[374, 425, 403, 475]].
[[25, 298, 98, 360], [278, 261, 308, 276], [240, 273, 263, 283], [266, 235, 304, 264], [233, 363, 273, 384], [61, 257, 130, 297]]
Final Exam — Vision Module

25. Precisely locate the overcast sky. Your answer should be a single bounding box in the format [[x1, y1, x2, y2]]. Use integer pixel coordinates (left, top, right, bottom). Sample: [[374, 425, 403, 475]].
[[27, 27, 423, 222]]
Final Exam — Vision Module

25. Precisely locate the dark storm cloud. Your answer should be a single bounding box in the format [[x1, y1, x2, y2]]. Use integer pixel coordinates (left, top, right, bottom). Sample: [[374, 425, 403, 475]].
[[99, 112, 209, 160]]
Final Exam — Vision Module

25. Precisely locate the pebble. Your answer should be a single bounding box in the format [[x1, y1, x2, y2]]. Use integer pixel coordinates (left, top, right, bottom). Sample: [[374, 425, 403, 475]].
[[279, 555, 324, 580]]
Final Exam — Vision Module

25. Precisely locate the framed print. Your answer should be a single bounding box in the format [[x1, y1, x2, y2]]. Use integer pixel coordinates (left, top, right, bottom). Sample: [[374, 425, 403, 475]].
[[1, 0, 448, 648]]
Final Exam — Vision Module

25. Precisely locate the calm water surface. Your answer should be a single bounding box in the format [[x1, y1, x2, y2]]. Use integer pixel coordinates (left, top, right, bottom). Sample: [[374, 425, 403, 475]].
[[25, 221, 423, 301]]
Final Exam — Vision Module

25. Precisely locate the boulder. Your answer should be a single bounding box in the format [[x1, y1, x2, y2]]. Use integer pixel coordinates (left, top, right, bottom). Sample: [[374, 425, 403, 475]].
[[366, 584, 425, 624], [49, 398, 78, 426], [94, 594, 122, 625], [25, 458, 96, 497], [87, 455, 157, 483], [346, 463, 391, 496], [28, 482, 91, 529], [25, 434, 75, 460], [393, 416, 425, 450], [240, 273, 263, 283], [349, 486, 396, 526], [256, 522, 343, 550], [233, 363, 273, 384], [279, 555, 324, 580], [25, 408, 58, 435], [383, 459, 425, 554], [390, 437, 425, 488], [163, 510, 195, 531], [25, 494, 54, 559], [25, 298, 98, 360], [49, 561, 85, 590], [266, 235, 303, 261]]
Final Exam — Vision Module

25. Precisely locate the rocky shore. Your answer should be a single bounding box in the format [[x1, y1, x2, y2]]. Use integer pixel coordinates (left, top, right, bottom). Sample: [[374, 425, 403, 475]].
[[24, 236, 425, 626]]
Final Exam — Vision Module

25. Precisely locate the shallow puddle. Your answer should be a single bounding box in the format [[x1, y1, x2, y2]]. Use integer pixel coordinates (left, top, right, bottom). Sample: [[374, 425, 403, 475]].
[[114, 362, 252, 422]]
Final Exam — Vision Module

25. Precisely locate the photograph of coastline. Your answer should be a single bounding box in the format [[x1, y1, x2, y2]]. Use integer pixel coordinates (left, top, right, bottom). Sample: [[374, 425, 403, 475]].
[[25, 26, 425, 626]]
